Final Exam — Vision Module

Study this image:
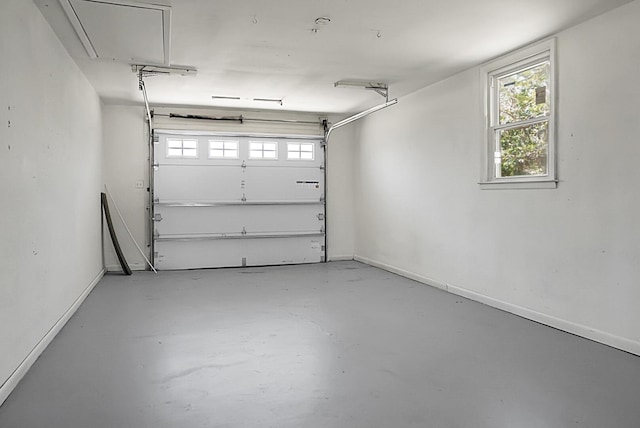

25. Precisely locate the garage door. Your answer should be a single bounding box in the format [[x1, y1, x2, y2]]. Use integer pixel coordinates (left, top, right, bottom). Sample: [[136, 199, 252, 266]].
[[152, 132, 325, 270]]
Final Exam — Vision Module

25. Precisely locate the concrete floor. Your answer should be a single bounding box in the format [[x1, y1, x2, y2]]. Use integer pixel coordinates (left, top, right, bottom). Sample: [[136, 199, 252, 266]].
[[1, 261, 640, 428]]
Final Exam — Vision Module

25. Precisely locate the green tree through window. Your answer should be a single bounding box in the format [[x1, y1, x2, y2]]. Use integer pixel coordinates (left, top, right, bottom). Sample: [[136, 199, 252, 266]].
[[497, 61, 550, 177]]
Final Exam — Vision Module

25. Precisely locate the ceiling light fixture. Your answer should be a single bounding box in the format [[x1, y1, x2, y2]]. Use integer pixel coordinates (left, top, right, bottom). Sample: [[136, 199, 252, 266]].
[[253, 98, 283, 106], [211, 95, 241, 101]]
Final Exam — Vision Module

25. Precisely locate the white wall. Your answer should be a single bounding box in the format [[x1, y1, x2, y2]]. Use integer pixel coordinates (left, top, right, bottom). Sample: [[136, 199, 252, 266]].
[[0, 0, 104, 402], [352, 1, 640, 355], [326, 122, 356, 260], [102, 105, 149, 271], [101, 106, 356, 268]]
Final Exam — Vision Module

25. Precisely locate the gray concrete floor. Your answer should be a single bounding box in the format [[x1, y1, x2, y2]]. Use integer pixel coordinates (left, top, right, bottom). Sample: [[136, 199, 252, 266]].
[[1, 261, 640, 428]]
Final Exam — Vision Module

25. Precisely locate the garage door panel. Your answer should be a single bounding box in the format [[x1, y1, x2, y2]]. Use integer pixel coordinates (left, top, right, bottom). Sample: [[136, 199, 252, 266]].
[[155, 204, 324, 236], [243, 237, 323, 266], [155, 240, 244, 270], [154, 165, 244, 202], [243, 167, 324, 201], [155, 236, 323, 270]]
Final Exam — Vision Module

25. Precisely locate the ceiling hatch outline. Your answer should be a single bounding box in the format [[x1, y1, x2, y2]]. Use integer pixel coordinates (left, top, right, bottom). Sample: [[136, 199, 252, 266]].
[[58, 0, 171, 65]]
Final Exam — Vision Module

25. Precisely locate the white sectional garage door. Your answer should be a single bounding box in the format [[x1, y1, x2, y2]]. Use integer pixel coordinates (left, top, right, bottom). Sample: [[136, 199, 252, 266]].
[[153, 132, 325, 270]]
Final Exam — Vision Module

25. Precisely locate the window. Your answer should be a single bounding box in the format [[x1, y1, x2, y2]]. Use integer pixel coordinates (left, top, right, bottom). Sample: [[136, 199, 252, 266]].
[[209, 140, 239, 158], [249, 141, 278, 159], [167, 139, 198, 158], [481, 39, 556, 189], [287, 142, 315, 160]]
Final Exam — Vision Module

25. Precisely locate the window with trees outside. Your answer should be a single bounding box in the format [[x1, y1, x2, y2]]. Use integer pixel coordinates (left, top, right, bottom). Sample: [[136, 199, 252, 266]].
[[480, 39, 557, 189]]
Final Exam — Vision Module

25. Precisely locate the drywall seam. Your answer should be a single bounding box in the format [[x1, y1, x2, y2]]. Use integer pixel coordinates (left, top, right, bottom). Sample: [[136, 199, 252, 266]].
[[0, 269, 105, 406], [354, 255, 640, 357]]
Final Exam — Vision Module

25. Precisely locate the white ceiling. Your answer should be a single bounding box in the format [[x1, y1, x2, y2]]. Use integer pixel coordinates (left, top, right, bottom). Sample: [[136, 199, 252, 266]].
[[35, 0, 632, 114]]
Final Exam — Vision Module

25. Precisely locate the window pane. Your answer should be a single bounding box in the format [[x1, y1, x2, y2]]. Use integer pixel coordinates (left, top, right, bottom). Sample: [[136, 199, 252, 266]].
[[183, 148, 198, 158], [499, 61, 550, 125], [167, 140, 182, 149], [249, 142, 277, 159], [287, 142, 314, 160], [499, 121, 548, 177], [209, 140, 238, 158], [183, 140, 198, 149], [223, 141, 237, 150], [167, 148, 182, 157]]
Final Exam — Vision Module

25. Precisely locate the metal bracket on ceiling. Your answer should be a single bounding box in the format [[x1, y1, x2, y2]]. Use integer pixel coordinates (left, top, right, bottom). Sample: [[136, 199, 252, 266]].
[[134, 64, 197, 94], [366, 83, 389, 101], [334, 80, 390, 102], [132, 64, 198, 79]]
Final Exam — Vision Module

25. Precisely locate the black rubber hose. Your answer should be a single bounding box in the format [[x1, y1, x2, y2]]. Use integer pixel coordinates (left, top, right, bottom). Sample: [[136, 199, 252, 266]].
[[101, 192, 132, 275]]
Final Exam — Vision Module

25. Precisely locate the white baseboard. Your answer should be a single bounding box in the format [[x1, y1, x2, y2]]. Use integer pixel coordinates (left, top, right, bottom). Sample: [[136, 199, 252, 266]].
[[0, 269, 105, 406], [355, 255, 448, 291], [328, 255, 355, 262], [355, 255, 640, 357]]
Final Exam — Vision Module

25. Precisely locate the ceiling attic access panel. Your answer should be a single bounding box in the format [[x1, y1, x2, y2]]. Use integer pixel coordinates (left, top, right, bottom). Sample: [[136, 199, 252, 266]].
[[60, 0, 171, 64]]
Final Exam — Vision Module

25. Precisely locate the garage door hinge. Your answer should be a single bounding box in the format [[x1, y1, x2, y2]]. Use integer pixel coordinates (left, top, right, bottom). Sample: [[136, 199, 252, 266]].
[[320, 193, 325, 202], [241, 160, 247, 170], [153, 213, 163, 222], [320, 163, 325, 170], [153, 134, 160, 143], [241, 227, 247, 236], [317, 213, 324, 220], [153, 197, 159, 204], [320, 140, 327, 148], [241, 193, 247, 202], [153, 162, 159, 170]]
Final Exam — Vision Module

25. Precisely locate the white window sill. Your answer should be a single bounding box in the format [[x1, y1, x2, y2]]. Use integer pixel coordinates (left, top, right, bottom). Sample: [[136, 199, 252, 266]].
[[479, 180, 558, 190]]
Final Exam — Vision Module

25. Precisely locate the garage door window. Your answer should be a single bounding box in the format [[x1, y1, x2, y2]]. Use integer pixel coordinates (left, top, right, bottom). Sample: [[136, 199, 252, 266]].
[[209, 140, 239, 159], [249, 141, 278, 159], [287, 142, 314, 160], [167, 139, 198, 158]]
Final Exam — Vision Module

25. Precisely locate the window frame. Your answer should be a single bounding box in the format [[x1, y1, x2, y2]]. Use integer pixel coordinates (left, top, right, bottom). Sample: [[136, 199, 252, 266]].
[[166, 138, 199, 159], [248, 141, 279, 160], [208, 139, 239, 159], [480, 38, 557, 190], [287, 142, 315, 161]]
